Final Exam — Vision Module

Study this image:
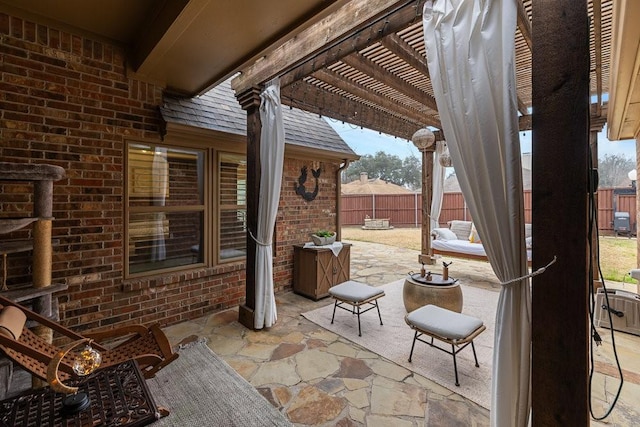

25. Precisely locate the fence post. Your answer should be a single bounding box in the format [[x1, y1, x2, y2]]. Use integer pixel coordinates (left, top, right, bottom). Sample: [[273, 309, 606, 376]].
[[372, 194, 376, 219], [415, 193, 419, 227]]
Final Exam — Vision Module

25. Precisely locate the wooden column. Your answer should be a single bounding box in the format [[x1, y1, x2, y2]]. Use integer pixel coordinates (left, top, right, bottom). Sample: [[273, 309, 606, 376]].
[[531, 1, 590, 425], [637, 135, 640, 269], [590, 112, 607, 292], [236, 87, 263, 330], [412, 128, 436, 266]]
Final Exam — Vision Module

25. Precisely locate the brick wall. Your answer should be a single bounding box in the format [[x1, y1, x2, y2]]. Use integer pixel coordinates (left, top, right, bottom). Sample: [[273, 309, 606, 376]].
[[0, 13, 341, 332], [275, 160, 339, 290]]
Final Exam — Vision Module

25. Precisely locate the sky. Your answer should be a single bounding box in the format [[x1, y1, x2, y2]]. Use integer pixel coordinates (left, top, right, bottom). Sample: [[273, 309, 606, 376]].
[[326, 119, 637, 162]]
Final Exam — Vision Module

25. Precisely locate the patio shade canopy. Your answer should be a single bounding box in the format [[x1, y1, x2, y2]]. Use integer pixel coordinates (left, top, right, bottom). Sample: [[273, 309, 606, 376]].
[[1, 0, 612, 140], [230, 0, 613, 141]]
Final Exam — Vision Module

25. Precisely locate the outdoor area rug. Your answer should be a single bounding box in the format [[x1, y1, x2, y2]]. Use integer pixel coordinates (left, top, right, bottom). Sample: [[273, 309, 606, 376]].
[[147, 338, 292, 426], [302, 279, 500, 410]]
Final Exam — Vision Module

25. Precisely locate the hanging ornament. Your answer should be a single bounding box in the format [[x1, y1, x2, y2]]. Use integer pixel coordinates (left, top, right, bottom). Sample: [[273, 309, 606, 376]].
[[439, 151, 453, 167]]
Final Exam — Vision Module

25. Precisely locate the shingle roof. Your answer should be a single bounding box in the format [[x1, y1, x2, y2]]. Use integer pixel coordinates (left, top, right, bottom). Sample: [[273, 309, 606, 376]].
[[443, 167, 532, 193], [342, 173, 413, 195], [161, 79, 357, 158]]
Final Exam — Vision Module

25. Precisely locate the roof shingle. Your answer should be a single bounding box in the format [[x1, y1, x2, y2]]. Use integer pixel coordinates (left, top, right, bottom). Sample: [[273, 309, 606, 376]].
[[161, 79, 357, 158]]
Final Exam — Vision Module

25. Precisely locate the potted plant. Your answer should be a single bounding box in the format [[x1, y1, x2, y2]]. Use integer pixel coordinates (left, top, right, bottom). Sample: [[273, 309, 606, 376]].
[[311, 230, 336, 246]]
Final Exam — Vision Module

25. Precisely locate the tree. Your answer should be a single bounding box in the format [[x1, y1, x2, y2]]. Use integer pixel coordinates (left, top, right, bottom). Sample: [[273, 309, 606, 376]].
[[598, 154, 635, 188], [400, 155, 421, 190], [343, 151, 421, 190]]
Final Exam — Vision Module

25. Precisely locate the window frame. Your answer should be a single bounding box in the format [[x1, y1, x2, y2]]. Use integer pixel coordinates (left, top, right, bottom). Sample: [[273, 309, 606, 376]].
[[217, 152, 248, 263], [124, 141, 207, 278], [124, 134, 247, 279]]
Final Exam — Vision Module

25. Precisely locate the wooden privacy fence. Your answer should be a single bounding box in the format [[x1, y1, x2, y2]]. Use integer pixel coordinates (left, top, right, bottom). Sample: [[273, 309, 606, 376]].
[[341, 188, 636, 233]]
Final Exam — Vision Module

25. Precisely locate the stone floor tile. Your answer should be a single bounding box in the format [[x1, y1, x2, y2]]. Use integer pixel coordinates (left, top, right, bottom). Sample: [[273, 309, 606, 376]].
[[271, 342, 306, 360], [238, 342, 278, 360], [334, 357, 373, 380], [343, 378, 369, 390], [203, 308, 238, 328], [295, 349, 340, 381], [281, 331, 306, 344], [210, 322, 246, 338], [411, 372, 457, 396], [306, 338, 329, 349], [425, 399, 476, 427], [365, 415, 413, 427], [324, 341, 359, 358], [316, 377, 345, 395], [163, 320, 203, 341], [286, 386, 346, 425], [250, 358, 300, 387], [308, 329, 340, 343], [202, 333, 245, 355], [370, 377, 426, 417], [344, 388, 369, 409], [349, 407, 366, 424], [225, 358, 257, 380], [158, 240, 639, 426], [273, 386, 293, 407], [354, 349, 378, 359], [368, 358, 412, 381]]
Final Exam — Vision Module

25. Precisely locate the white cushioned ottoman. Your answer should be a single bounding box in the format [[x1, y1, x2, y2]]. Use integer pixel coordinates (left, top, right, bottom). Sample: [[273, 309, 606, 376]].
[[405, 304, 486, 386], [329, 281, 385, 336]]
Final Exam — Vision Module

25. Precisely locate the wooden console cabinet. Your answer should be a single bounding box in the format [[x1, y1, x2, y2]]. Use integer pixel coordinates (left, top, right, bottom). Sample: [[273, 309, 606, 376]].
[[293, 243, 351, 300]]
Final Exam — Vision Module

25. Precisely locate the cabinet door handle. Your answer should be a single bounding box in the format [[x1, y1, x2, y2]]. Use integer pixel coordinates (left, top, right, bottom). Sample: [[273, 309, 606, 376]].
[[333, 267, 337, 274]]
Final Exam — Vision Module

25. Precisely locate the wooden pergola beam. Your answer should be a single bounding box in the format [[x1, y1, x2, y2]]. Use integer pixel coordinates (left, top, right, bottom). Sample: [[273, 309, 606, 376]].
[[341, 53, 438, 110], [380, 33, 430, 79], [312, 69, 441, 128], [593, 0, 603, 116], [516, 0, 532, 116], [517, 0, 533, 51], [232, 0, 425, 93], [519, 115, 532, 131], [282, 80, 431, 141], [518, 98, 529, 116]]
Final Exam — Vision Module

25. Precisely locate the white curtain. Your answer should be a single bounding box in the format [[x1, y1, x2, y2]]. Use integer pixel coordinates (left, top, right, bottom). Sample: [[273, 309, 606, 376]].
[[430, 140, 447, 230], [254, 79, 285, 329], [423, 1, 530, 426]]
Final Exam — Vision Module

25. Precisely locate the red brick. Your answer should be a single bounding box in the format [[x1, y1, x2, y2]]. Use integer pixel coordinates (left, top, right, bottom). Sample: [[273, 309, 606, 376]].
[[0, 13, 340, 334]]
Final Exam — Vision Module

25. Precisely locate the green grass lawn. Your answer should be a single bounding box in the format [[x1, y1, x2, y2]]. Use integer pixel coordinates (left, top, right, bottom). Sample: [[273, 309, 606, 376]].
[[342, 227, 637, 284], [598, 236, 637, 283]]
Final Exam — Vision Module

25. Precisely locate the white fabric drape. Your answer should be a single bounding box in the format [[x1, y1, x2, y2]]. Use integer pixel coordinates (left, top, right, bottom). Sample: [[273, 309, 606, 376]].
[[430, 140, 447, 230], [254, 79, 285, 329], [423, 1, 530, 426]]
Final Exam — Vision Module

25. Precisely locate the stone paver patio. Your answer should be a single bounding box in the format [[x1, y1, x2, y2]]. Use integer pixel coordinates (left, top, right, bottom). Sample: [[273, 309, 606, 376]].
[[163, 240, 639, 426]]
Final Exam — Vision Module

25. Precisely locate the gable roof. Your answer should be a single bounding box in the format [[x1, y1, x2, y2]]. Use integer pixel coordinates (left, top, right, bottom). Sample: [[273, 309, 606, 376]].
[[342, 172, 413, 195], [443, 167, 532, 193], [161, 79, 358, 159]]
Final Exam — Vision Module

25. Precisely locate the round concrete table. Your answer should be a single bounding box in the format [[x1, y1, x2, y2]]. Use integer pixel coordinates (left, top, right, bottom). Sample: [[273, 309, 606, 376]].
[[402, 273, 463, 313]]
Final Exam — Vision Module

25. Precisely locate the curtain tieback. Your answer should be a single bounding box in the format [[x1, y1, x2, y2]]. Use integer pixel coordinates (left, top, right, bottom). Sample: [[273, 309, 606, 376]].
[[249, 230, 271, 247], [500, 256, 557, 286]]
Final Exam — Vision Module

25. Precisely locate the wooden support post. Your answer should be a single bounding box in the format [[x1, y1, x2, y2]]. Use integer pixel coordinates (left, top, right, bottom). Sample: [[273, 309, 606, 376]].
[[412, 128, 436, 265], [531, 1, 590, 425], [590, 112, 606, 293], [636, 134, 640, 295], [32, 181, 53, 322], [236, 87, 263, 330]]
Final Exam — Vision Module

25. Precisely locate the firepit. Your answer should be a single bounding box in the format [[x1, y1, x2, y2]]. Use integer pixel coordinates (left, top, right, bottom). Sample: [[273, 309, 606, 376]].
[[402, 272, 463, 313]]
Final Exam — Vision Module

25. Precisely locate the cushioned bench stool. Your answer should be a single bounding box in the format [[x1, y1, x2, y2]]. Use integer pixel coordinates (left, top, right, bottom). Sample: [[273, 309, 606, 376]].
[[405, 304, 486, 386], [329, 281, 385, 336]]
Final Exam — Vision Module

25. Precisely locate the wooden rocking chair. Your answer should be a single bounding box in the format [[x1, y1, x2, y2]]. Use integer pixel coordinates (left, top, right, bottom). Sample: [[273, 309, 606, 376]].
[[0, 295, 178, 383]]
